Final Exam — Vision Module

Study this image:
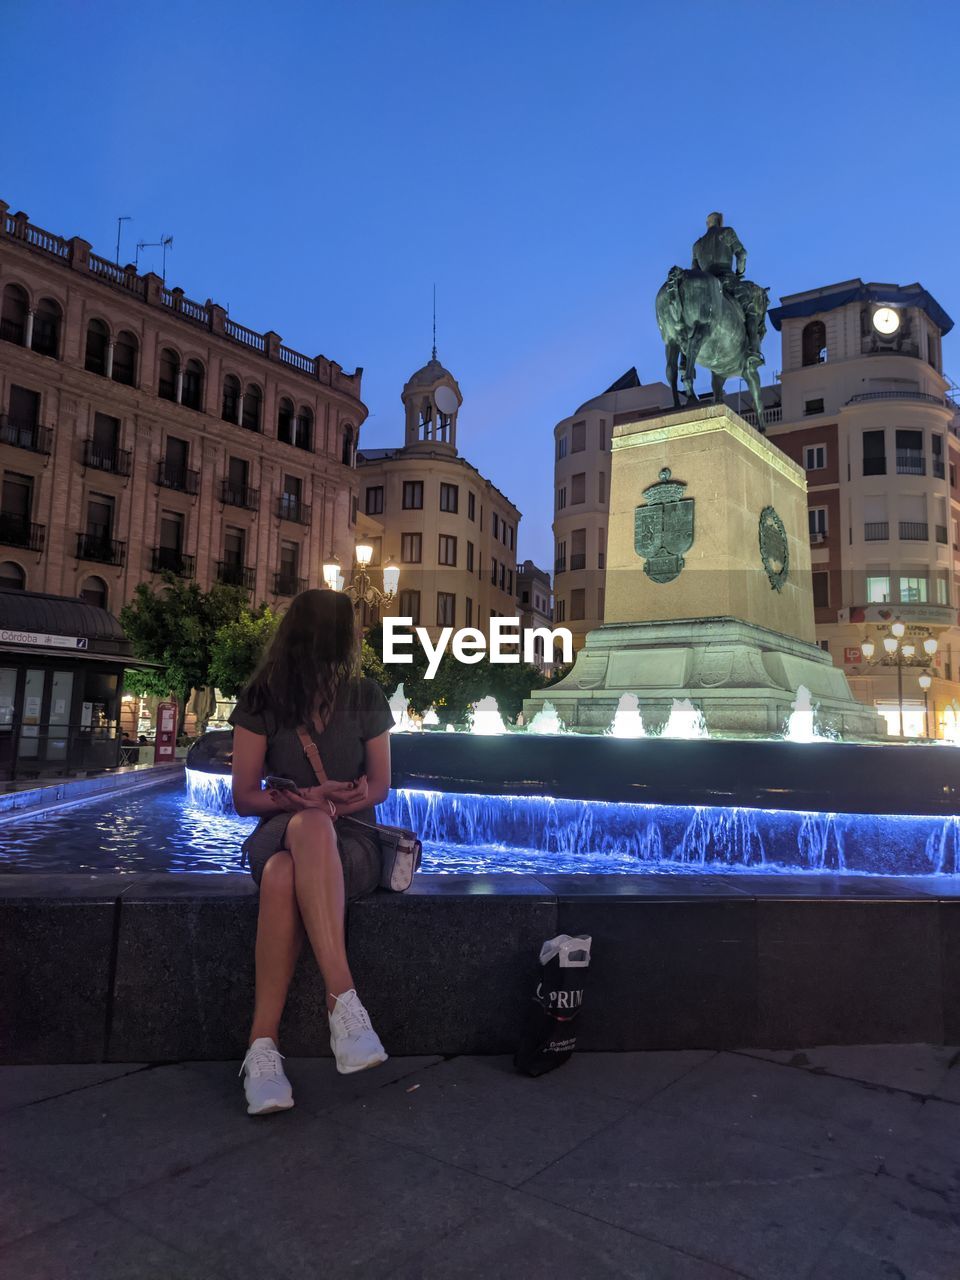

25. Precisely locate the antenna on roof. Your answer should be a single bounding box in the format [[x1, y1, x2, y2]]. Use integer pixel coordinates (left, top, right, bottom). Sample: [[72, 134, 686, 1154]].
[[115, 216, 131, 265], [135, 235, 174, 284], [432, 283, 437, 361]]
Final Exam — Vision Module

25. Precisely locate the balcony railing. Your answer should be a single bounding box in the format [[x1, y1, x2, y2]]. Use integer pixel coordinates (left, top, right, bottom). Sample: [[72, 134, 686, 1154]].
[[0, 415, 52, 455], [848, 390, 948, 407], [864, 521, 889, 541], [156, 461, 200, 494], [569, 552, 587, 570], [216, 560, 256, 590], [0, 514, 44, 551], [82, 439, 131, 476], [896, 450, 926, 475], [554, 560, 566, 575], [899, 521, 929, 541], [276, 495, 310, 525], [738, 405, 783, 428], [150, 547, 195, 577], [219, 480, 259, 510], [934, 458, 946, 479], [76, 532, 126, 565], [274, 571, 307, 596]]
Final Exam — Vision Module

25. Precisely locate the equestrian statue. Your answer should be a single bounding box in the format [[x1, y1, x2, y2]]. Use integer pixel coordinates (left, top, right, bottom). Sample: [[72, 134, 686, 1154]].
[[655, 212, 770, 427]]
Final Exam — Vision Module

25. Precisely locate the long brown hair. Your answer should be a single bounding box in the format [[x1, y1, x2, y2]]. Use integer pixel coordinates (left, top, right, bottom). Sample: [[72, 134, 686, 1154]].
[[244, 589, 359, 729]]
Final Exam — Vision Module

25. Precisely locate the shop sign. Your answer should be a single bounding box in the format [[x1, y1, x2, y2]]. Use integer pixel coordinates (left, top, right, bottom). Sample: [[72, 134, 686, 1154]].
[[0, 629, 88, 650]]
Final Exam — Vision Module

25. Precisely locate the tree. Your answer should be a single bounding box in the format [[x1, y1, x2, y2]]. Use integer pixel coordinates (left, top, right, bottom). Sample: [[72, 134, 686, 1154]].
[[208, 608, 279, 698], [120, 577, 252, 732]]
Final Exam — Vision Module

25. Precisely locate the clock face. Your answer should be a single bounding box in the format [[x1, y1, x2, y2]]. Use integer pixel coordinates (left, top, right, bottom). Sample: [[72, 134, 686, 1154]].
[[873, 306, 900, 335]]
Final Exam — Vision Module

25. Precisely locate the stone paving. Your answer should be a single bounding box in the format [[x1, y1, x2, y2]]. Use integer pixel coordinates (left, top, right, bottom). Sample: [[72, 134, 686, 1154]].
[[1, 1044, 959, 1278]]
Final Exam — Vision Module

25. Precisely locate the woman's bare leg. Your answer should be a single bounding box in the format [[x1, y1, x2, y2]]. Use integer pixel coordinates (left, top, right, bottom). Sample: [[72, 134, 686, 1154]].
[[249, 851, 304, 1045], [283, 809, 355, 1010]]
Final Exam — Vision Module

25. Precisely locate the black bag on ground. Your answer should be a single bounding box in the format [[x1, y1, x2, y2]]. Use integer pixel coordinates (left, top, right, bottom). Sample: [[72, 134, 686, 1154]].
[[514, 934, 592, 1076]]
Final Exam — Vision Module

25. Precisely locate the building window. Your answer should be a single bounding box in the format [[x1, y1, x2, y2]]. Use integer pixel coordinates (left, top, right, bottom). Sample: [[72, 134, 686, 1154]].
[[804, 398, 825, 416], [863, 430, 886, 476], [812, 572, 829, 608], [509, 525, 514, 551], [399, 589, 420, 625], [492, 512, 499, 539], [899, 575, 928, 603], [341, 425, 355, 467], [437, 591, 456, 627], [597, 585, 605, 618], [808, 507, 828, 539], [571, 473, 586, 504], [570, 528, 586, 571], [598, 419, 607, 450], [80, 575, 108, 608], [468, 491, 476, 521], [571, 421, 585, 452], [466, 540, 474, 572], [440, 483, 459, 513], [112, 330, 138, 385], [804, 445, 826, 470], [403, 480, 423, 509], [557, 486, 567, 510], [32, 298, 62, 358], [557, 435, 567, 460], [222, 375, 241, 424], [401, 532, 422, 563], [896, 429, 924, 475], [802, 320, 827, 366], [365, 486, 384, 515], [555, 598, 566, 622], [277, 397, 295, 445], [598, 471, 606, 503], [936, 574, 949, 605], [350, 494, 358, 524], [555, 540, 566, 573], [0, 560, 25, 589], [0, 283, 28, 346], [294, 407, 313, 451], [438, 534, 457, 566], [465, 597, 473, 626], [84, 319, 109, 376], [158, 348, 180, 402], [181, 358, 204, 411], [242, 383, 262, 431], [865, 574, 890, 603]]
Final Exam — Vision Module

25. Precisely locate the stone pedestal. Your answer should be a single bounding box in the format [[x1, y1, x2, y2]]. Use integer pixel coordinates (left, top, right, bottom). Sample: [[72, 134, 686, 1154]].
[[528, 405, 883, 737]]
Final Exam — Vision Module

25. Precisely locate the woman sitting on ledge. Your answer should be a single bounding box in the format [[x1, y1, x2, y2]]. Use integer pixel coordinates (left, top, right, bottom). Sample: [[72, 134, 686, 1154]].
[[229, 588, 394, 1115]]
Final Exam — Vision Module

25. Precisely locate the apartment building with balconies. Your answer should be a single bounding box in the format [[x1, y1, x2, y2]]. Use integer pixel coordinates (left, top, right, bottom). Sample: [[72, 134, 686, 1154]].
[[357, 354, 521, 639], [0, 198, 367, 615]]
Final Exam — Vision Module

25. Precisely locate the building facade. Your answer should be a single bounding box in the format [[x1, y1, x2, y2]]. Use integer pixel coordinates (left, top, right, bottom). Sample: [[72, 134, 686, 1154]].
[[0, 199, 367, 615], [357, 356, 521, 639], [516, 558, 553, 670]]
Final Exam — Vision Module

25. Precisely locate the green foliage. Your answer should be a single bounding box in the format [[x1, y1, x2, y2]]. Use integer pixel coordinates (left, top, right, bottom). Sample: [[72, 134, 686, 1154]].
[[360, 638, 391, 691], [208, 608, 279, 698]]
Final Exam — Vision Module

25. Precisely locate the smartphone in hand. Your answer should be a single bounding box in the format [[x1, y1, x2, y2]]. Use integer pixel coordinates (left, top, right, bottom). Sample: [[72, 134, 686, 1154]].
[[265, 776, 299, 792]]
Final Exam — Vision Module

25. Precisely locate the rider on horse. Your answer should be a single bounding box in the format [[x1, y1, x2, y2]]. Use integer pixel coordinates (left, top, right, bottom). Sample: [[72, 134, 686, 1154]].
[[692, 213, 766, 368]]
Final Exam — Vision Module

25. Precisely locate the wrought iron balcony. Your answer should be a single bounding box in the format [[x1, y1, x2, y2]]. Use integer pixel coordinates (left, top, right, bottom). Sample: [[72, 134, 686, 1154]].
[[216, 560, 256, 590], [83, 439, 131, 476], [554, 560, 566, 575], [864, 521, 889, 541], [899, 521, 929, 541], [569, 553, 587, 570], [0, 415, 52, 455], [156, 460, 200, 494], [896, 450, 926, 476], [273, 571, 306, 596], [276, 495, 310, 525], [219, 480, 259, 510], [0, 514, 44, 550], [150, 546, 195, 577], [76, 532, 126, 566]]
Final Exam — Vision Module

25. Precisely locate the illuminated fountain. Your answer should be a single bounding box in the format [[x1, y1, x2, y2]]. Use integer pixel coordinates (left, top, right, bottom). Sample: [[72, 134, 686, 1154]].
[[468, 696, 506, 736], [388, 684, 420, 733], [528, 701, 566, 735], [422, 706, 440, 728], [607, 693, 646, 739], [783, 685, 825, 744], [660, 699, 708, 740]]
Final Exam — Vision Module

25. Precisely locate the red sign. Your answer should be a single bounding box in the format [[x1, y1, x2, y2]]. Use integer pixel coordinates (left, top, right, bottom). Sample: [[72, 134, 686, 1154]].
[[844, 646, 862, 665], [154, 701, 178, 763]]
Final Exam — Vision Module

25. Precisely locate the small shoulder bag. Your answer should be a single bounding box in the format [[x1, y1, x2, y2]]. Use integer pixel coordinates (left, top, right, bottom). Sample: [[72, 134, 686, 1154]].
[[295, 725, 422, 892]]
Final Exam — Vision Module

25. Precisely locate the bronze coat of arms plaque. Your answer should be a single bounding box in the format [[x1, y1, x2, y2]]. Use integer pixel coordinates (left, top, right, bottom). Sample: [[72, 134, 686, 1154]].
[[634, 467, 694, 584]]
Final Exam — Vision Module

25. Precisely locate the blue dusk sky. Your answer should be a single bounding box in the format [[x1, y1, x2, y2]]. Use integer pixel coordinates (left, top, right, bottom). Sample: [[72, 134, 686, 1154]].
[[3, 1, 959, 569]]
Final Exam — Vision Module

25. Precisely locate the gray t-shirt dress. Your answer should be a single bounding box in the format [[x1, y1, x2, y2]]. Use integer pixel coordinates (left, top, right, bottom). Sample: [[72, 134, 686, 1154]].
[[228, 677, 395, 897]]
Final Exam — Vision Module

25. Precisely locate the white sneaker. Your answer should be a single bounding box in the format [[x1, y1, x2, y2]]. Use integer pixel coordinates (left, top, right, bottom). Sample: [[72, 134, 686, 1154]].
[[329, 990, 388, 1074], [240, 1037, 294, 1115]]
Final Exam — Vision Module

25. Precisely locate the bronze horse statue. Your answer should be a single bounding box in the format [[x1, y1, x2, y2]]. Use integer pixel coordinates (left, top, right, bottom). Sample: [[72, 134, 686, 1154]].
[[655, 266, 770, 427]]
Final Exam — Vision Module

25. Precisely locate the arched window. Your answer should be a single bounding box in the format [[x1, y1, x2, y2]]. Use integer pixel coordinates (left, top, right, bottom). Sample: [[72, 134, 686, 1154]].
[[0, 560, 25, 590], [341, 425, 354, 467], [80, 575, 108, 609], [112, 330, 138, 386], [181, 358, 205, 410], [242, 382, 262, 432], [277, 397, 295, 445], [85, 319, 110, 375], [0, 283, 28, 346], [802, 320, 827, 367], [158, 347, 180, 401], [222, 374, 241, 423], [32, 297, 62, 358], [295, 405, 313, 451]]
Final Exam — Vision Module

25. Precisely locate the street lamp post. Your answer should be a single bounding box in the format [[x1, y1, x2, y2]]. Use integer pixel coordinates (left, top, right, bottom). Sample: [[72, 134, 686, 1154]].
[[860, 620, 938, 738], [323, 543, 399, 618]]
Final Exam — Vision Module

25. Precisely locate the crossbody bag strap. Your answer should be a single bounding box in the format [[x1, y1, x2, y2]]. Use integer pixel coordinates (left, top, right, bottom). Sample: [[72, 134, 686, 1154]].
[[296, 725, 329, 785]]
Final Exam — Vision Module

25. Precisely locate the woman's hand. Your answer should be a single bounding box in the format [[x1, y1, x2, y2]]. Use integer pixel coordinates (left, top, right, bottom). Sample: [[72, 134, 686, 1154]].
[[267, 787, 336, 816]]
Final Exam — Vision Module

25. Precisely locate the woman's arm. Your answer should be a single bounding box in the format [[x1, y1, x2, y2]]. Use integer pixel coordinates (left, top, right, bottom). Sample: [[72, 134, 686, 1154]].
[[231, 724, 327, 817], [330, 732, 392, 818]]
